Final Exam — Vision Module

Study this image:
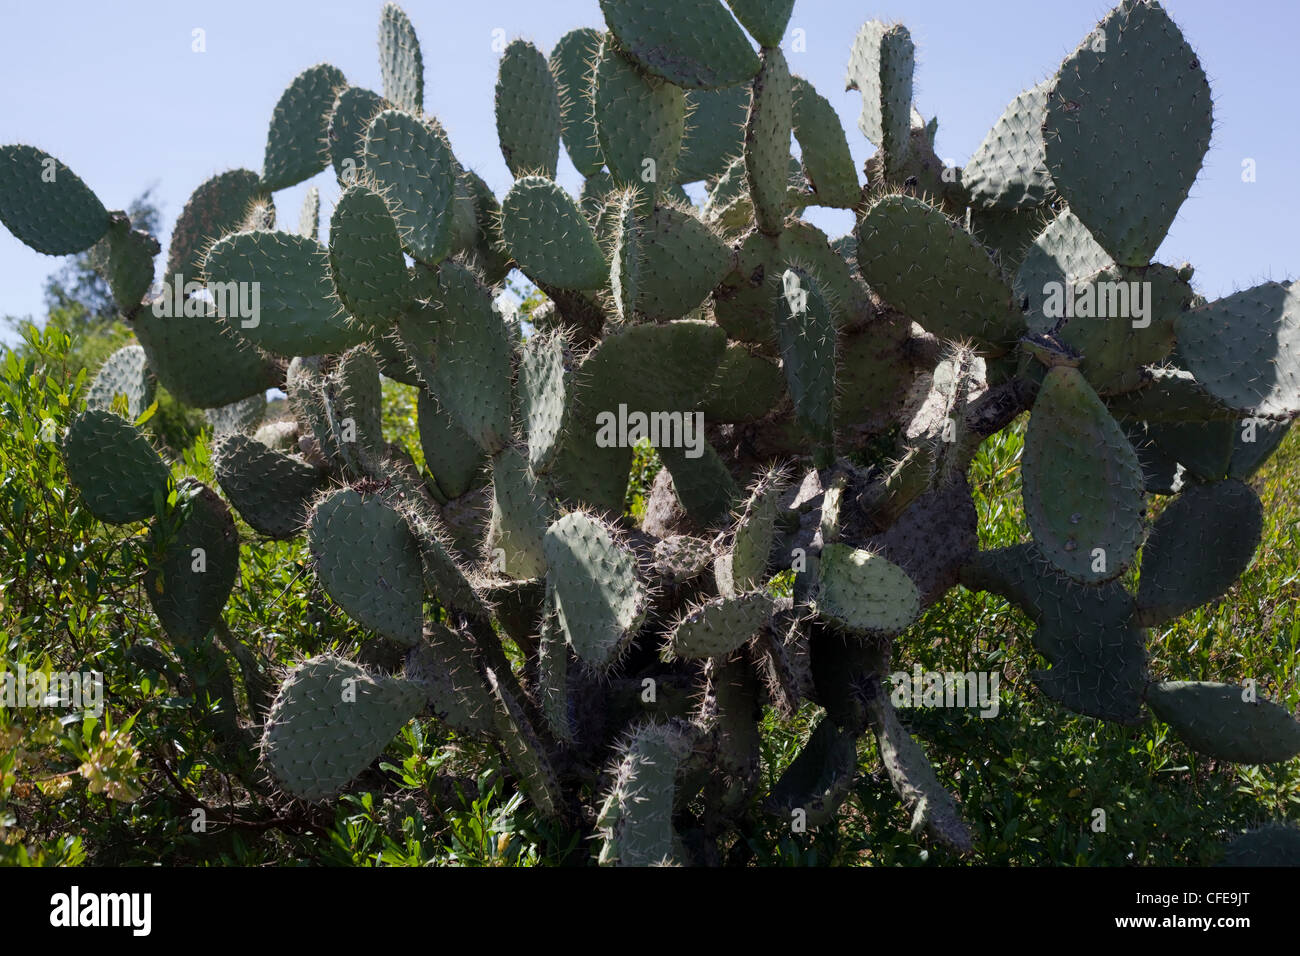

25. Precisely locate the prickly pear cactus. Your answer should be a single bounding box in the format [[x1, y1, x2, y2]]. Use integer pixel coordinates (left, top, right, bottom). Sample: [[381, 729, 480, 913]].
[[6, 0, 1297, 866]]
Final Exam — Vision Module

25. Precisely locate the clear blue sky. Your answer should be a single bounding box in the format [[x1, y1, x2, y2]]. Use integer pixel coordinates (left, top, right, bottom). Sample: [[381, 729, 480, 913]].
[[0, 0, 1296, 334]]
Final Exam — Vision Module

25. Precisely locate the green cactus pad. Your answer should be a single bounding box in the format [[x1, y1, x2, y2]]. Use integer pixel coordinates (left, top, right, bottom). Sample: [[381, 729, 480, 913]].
[[1121, 420, 1181, 495], [636, 202, 730, 321], [487, 447, 552, 580], [297, 186, 320, 241], [1230, 418, 1292, 480], [791, 77, 858, 209], [764, 715, 857, 827], [813, 543, 920, 636], [63, 409, 169, 524], [677, 86, 750, 185], [1174, 282, 1300, 420], [597, 721, 692, 866], [713, 228, 780, 345], [328, 184, 411, 328], [1102, 366, 1233, 424], [968, 207, 1049, 274], [212, 433, 322, 540], [363, 109, 457, 265], [1145, 419, 1234, 483], [308, 488, 425, 646], [744, 45, 793, 235], [701, 344, 785, 423], [594, 39, 687, 206], [658, 442, 741, 529], [405, 624, 495, 735], [145, 480, 239, 643], [776, 267, 837, 455], [609, 188, 643, 323], [397, 495, 483, 617], [518, 331, 569, 475], [864, 684, 973, 853], [262, 654, 425, 801], [550, 320, 726, 514], [669, 592, 774, 659], [1023, 366, 1144, 583], [960, 544, 1148, 722], [845, 22, 914, 180], [378, 3, 423, 114], [88, 219, 159, 319], [725, 0, 795, 47], [500, 176, 607, 290], [544, 511, 647, 669], [425, 261, 513, 454], [780, 219, 872, 323], [485, 666, 563, 818], [836, 319, 912, 434], [537, 612, 575, 744], [327, 87, 389, 183], [703, 155, 756, 234], [1050, 263, 1192, 395], [87, 345, 155, 421], [496, 40, 562, 180], [598, 0, 760, 89], [963, 81, 1054, 211], [328, 345, 386, 466], [0, 144, 109, 255], [580, 170, 616, 222], [1221, 824, 1300, 867], [1043, 1, 1211, 266], [130, 296, 280, 410], [1015, 208, 1113, 321], [417, 389, 486, 500], [261, 63, 347, 191], [550, 29, 606, 178], [1136, 480, 1262, 626], [204, 392, 266, 437], [460, 169, 512, 285], [729, 470, 785, 590], [165, 169, 268, 286], [203, 229, 365, 357], [858, 194, 1022, 350], [1147, 681, 1300, 765]]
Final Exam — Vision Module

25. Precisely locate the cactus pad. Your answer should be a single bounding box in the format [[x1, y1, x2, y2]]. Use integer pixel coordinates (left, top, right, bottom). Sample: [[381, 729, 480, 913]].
[[814, 544, 920, 636], [598, 0, 760, 89], [63, 409, 169, 525], [495, 40, 562, 180], [262, 654, 425, 800], [0, 145, 109, 255], [1147, 681, 1300, 765], [544, 511, 647, 669], [262, 63, 347, 191], [308, 488, 425, 646], [1043, 1, 1212, 266], [1022, 367, 1144, 584]]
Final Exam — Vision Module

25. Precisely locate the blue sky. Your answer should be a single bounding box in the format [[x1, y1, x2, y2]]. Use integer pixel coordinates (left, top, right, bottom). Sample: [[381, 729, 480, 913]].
[[0, 0, 1296, 333]]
